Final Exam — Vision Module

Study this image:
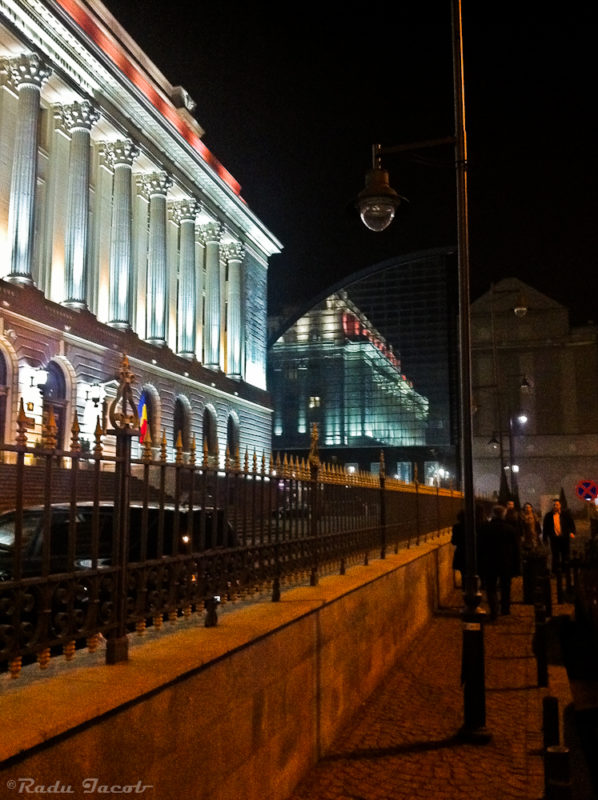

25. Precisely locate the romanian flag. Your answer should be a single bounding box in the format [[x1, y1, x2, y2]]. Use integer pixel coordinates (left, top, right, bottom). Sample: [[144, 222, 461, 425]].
[[138, 394, 148, 443]]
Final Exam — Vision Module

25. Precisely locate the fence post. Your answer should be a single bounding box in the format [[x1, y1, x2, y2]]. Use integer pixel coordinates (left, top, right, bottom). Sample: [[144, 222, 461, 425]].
[[105, 355, 139, 665], [380, 450, 386, 559], [414, 466, 421, 545], [309, 423, 320, 586]]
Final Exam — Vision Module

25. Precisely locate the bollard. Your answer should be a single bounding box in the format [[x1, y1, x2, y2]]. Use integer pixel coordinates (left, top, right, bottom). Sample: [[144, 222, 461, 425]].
[[204, 595, 220, 628], [543, 696, 559, 750], [534, 602, 548, 687], [545, 745, 572, 800]]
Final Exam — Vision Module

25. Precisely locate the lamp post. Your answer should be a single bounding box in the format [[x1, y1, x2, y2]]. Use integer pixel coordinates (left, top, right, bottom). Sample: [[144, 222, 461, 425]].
[[355, 0, 490, 741]]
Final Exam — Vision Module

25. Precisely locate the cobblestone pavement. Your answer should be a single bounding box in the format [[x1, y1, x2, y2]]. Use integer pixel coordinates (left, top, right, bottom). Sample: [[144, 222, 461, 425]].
[[286, 578, 560, 800]]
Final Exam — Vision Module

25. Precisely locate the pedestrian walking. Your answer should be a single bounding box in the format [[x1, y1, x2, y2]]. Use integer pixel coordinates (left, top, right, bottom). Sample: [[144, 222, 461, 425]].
[[478, 504, 521, 620], [542, 498, 575, 572], [520, 502, 541, 551]]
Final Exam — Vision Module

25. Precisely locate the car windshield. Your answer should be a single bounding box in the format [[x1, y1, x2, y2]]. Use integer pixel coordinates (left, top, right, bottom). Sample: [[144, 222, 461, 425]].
[[0, 512, 42, 551]]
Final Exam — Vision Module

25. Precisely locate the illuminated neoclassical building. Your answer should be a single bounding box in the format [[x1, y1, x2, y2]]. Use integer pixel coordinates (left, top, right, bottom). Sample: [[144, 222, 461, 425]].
[[0, 0, 281, 462]]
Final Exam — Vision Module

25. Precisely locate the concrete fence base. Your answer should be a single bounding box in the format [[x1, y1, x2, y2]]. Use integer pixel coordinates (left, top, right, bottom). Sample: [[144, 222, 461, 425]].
[[1, 535, 455, 800]]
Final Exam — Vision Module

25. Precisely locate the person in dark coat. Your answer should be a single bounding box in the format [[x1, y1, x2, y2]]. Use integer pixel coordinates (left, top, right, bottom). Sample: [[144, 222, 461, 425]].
[[542, 498, 575, 572], [478, 504, 521, 620]]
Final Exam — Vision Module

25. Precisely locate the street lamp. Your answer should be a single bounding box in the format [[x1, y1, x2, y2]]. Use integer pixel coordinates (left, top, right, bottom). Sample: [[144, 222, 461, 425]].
[[355, 0, 489, 742]]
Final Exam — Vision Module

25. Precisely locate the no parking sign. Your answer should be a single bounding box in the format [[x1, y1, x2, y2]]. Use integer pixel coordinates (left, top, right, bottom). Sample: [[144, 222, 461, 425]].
[[575, 480, 598, 501]]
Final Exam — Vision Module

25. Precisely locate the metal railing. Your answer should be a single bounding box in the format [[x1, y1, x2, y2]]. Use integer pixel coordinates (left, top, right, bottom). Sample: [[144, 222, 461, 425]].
[[0, 356, 462, 677]]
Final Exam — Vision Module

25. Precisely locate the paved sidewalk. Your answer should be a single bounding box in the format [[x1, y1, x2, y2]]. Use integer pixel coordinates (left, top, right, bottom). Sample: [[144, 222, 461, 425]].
[[286, 579, 575, 800]]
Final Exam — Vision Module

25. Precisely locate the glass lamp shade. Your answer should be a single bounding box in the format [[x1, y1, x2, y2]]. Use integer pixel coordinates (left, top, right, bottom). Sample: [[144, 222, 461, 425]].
[[357, 167, 400, 232], [358, 198, 398, 231]]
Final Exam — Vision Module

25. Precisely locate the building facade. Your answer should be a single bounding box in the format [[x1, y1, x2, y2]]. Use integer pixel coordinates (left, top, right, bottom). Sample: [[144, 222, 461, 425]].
[[472, 277, 598, 515], [269, 249, 459, 484], [0, 0, 281, 463]]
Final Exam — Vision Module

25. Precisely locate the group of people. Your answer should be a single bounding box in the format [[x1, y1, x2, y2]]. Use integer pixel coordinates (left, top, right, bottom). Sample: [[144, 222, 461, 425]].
[[451, 498, 576, 621]]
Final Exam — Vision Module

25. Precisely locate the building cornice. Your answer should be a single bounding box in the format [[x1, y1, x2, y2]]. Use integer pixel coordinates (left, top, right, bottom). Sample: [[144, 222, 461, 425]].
[[0, 0, 282, 258]]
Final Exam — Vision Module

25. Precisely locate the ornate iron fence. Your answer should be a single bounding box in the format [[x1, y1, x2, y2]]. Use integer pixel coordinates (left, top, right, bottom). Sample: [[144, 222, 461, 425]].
[[0, 356, 462, 677]]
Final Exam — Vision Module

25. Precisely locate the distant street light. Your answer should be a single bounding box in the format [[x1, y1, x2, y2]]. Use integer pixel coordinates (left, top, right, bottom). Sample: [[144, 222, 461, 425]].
[[354, 0, 489, 742]]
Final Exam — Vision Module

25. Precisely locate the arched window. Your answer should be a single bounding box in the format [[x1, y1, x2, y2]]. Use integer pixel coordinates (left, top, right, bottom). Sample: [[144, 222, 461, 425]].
[[202, 406, 218, 465], [173, 396, 191, 451], [226, 413, 239, 464], [138, 387, 158, 446], [43, 361, 67, 449]]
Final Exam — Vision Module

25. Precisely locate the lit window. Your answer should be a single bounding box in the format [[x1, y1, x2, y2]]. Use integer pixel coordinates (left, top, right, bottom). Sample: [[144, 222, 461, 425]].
[[309, 396, 321, 409]]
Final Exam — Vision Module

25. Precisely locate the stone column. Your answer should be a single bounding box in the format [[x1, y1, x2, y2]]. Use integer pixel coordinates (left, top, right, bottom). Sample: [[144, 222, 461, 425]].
[[201, 221, 222, 369], [63, 101, 99, 308], [172, 199, 200, 358], [142, 172, 172, 344], [223, 242, 244, 378], [106, 140, 139, 328], [5, 53, 51, 284]]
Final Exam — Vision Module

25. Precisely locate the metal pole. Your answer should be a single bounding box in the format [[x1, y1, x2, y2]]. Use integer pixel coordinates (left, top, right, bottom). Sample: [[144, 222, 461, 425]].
[[452, 0, 490, 741]]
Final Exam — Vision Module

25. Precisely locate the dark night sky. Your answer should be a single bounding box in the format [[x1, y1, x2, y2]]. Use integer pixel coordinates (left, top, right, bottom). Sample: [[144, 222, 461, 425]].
[[101, 1, 598, 326]]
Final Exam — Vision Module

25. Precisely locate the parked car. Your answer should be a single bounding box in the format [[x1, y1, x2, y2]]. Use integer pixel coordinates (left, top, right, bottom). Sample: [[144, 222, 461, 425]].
[[0, 502, 237, 580]]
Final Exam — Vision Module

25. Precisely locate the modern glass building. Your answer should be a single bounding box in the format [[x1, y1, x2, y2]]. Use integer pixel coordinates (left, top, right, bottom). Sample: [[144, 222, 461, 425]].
[[269, 248, 459, 485]]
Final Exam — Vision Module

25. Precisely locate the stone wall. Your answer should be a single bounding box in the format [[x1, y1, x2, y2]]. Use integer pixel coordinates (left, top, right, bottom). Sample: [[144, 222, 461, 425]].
[[0, 536, 455, 800]]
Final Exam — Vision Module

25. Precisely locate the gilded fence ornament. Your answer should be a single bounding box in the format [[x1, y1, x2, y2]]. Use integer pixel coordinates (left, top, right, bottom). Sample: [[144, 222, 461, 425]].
[[235, 446, 240, 471], [175, 430, 183, 464], [261, 451, 266, 474], [70, 412, 80, 452], [253, 449, 257, 474], [142, 429, 153, 463], [160, 430, 167, 463], [225, 444, 231, 470], [379, 450, 386, 480], [44, 406, 58, 451], [202, 437, 208, 468], [108, 355, 139, 433], [244, 447, 249, 474], [63, 640, 75, 661], [37, 647, 51, 669], [16, 398, 28, 447], [8, 657, 21, 678], [282, 452, 289, 479], [189, 433, 196, 466], [94, 417, 103, 458]]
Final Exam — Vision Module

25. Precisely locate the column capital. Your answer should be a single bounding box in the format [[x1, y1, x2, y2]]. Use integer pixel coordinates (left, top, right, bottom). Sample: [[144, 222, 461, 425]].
[[169, 198, 201, 225], [221, 241, 245, 263], [5, 52, 51, 90], [105, 139, 139, 168], [138, 171, 172, 199], [62, 100, 100, 133], [199, 221, 222, 244]]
